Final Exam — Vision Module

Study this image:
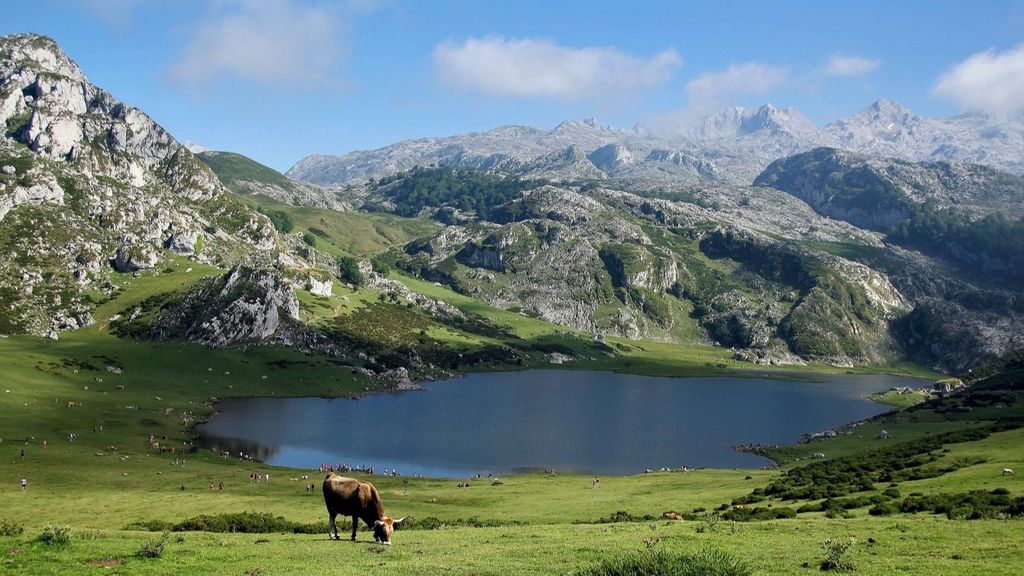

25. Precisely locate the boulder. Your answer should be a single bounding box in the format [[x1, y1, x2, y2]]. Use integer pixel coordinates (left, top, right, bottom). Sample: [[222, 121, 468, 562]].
[[111, 244, 160, 272], [308, 276, 333, 297]]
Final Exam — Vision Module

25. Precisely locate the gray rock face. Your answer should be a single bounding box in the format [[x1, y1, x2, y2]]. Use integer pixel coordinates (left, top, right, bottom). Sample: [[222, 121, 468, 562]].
[[0, 174, 64, 222], [111, 244, 160, 272], [152, 266, 300, 347], [307, 275, 333, 297], [0, 34, 287, 336], [755, 147, 1024, 231], [165, 231, 200, 255]]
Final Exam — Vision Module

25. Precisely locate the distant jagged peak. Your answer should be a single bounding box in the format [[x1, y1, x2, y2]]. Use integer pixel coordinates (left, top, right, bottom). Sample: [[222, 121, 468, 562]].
[[183, 140, 209, 154], [692, 103, 819, 140], [839, 98, 920, 128], [481, 124, 544, 139], [553, 117, 606, 132]]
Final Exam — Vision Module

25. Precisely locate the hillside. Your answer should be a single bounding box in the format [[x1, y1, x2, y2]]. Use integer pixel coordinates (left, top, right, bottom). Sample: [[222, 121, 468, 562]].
[[196, 150, 351, 211], [0, 34, 285, 336], [318, 160, 1018, 371]]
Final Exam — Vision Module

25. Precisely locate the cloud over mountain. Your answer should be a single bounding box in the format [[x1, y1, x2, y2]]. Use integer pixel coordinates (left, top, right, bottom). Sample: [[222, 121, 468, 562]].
[[933, 44, 1024, 116], [680, 62, 789, 122], [433, 36, 681, 100]]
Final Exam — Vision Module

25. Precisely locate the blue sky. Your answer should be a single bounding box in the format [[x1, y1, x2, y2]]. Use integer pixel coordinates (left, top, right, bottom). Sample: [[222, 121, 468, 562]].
[[5, 1, 1024, 171]]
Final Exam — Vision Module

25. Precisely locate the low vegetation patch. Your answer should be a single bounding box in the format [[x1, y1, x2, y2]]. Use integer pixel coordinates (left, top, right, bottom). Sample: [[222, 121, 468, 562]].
[[575, 549, 751, 576], [820, 537, 856, 572], [126, 512, 522, 534], [759, 426, 1002, 502], [38, 524, 72, 545], [135, 535, 167, 558], [898, 489, 1024, 520], [126, 512, 328, 534], [720, 506, 797, 522], [0, 518, 24, 537]]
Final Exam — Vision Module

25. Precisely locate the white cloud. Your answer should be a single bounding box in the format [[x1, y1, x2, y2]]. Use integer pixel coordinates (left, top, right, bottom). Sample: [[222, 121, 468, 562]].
[[433, 36, 681, 100], [822, 54, 880, 77], [168, 0, 344, 94], [684, 62, 789, 117], [933, 44, 1024, 116]]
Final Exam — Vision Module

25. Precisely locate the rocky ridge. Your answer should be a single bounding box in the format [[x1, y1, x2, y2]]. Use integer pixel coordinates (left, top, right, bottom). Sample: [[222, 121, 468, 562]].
[[0, 34, 296, 336], [288, 102, 1024, 191]]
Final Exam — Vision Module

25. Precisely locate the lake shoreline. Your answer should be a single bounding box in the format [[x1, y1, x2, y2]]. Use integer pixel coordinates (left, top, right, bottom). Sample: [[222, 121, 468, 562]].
[[196, 369, 925, 477]]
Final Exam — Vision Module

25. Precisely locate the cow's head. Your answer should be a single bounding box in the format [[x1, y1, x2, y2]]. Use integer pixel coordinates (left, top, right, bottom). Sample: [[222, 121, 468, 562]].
[[372, 516, 405, 545]]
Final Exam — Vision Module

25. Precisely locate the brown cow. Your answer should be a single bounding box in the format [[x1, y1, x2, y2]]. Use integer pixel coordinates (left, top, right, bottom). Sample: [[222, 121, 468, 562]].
[[322, 473, 404, 544]]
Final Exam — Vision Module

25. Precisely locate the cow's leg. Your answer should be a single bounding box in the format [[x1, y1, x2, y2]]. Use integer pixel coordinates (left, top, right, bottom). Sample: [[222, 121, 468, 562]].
[[328, 513, 337, 540], [350, 515, 358, 541]]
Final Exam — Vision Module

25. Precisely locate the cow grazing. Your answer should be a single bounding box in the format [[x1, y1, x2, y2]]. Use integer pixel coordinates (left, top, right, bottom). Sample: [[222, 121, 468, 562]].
[[322, 473, 404, 544], [1004, 468, 1015, 476]]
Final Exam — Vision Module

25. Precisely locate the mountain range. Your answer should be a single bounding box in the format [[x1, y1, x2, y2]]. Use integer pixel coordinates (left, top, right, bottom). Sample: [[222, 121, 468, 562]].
[[288, 101, 1024, 189], [2, 33, 1022, 376]]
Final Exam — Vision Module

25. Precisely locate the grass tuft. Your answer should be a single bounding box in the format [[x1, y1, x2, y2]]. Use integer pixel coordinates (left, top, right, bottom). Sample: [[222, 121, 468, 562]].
[[575, 549, 751, 576]]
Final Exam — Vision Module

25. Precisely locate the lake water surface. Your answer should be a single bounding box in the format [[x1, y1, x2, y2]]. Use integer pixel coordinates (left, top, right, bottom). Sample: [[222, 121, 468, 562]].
[[196, 370, 925, 477]]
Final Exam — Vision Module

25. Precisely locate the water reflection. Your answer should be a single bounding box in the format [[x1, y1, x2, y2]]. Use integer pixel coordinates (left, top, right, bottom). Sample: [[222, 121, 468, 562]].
[[196, 370, 925, 477]]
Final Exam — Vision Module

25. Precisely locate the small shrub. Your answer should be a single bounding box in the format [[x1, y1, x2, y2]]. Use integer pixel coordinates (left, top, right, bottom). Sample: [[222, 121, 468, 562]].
[[868, 502, 899, 516], [820, 537, 856, 571], [124, 520, 173, 532], [0, 518, 25, 536], [136, 536, 166, 558], [39, 524, 72, 545], [575, 549, 751, 576]]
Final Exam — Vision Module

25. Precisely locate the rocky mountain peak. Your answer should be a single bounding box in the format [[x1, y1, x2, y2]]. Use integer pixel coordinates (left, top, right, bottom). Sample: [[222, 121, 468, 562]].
[[840, 99, 919, 130], [691, 104, 819, 141], [0, 34, 87, 84]]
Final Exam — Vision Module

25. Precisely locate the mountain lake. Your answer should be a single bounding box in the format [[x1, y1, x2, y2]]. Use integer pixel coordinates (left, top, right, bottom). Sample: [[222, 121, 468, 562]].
[[196, 369, 928, 477]]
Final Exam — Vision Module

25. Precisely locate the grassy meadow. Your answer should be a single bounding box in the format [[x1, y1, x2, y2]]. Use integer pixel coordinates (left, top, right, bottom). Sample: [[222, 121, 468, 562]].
[[0, 247, 1021, 574]]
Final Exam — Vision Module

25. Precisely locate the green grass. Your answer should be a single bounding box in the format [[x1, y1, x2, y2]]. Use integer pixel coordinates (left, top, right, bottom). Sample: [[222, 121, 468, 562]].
[[0, 230, 1019, 574], [866, 389, 931, 408]]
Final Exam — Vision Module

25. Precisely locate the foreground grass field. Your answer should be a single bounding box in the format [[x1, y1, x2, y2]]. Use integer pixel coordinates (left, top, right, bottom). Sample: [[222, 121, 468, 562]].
[[0, 263, 1020, 574], [3, 515, 1023, 575]]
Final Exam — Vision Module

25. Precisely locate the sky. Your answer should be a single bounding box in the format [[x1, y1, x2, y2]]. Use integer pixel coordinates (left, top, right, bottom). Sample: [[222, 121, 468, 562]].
[[4, 0, 1024, 172]]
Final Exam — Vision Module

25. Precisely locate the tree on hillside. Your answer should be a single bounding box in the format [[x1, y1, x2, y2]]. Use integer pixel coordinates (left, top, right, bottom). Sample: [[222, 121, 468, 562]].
[[338, 256, 364, 286]]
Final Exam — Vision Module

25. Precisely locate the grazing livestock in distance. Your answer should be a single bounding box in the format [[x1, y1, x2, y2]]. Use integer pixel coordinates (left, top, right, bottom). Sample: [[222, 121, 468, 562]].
[[323, 473, 404, 544], [1004, 468, 1015, 476]]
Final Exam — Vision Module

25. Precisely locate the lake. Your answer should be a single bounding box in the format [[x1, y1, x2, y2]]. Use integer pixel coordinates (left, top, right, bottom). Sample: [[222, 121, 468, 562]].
[[196, 369, 926, 477]]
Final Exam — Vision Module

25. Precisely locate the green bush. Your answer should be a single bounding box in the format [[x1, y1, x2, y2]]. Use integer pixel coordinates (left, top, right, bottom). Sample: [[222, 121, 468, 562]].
[[258, 208, 294, 233], [130, 512, 328, 534], [721, 506, 797, 522], [868, 502, 899, 516], [898, 489, 1024, 520], [575, 549, 751, 576], [338, 256, 365, 286], [0, 518, 24, 536], [39, 524, 72, 545]]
